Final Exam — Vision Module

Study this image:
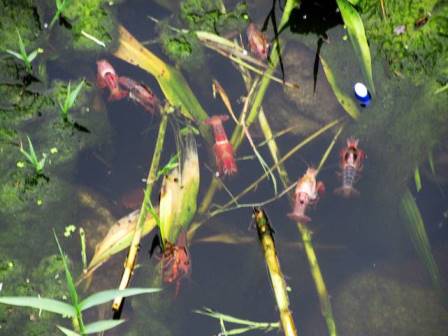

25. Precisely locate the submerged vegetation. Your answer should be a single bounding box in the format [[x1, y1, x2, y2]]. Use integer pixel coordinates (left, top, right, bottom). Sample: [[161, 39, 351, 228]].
[[0, 0, 447, 335]]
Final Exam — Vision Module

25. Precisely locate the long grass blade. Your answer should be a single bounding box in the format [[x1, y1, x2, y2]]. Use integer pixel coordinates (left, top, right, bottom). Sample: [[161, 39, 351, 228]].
[[320, 56, 360, 119], [336, 0, 375, 94], [400, 190, 442, 293], [53, 231, 79, 309]]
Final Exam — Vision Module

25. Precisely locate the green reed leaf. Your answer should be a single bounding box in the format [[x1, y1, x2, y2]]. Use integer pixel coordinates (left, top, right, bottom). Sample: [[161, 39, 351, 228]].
[[79, 288, 161, 311], [336, 0, 375, 94], [0, 297, 75, 317], [57, 325, 81, 336], [84, 320, 126, 334]]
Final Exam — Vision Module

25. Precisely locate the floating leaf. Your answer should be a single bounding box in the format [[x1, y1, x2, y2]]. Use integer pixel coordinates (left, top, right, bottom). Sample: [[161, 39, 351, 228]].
[[336, 0, 375, 94], [0, 297, 75, 317], [80, 210, 156, 283]]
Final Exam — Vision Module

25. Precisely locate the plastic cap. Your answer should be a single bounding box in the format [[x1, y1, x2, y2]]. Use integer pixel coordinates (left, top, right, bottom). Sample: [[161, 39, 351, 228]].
[[353, 82, 371, 106]]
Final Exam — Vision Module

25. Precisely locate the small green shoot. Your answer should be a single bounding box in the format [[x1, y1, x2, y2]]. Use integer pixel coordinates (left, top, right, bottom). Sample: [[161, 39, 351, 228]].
[[58, 80, 85, 123], [414, 167, 422, 192], [5, 30, 43, 73], [0, 230, 161, 335], [50, 0, 68, 29], [79, 228, 87, 272], [19, 136, 47, 175]]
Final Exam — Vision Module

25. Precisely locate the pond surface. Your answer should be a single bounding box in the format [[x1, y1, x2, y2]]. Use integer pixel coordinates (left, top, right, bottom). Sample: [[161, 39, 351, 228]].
[[0, 0, 447, 335]]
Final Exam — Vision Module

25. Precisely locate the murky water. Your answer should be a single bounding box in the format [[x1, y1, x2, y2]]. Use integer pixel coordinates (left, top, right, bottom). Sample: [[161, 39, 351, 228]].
[[1, 0, 447, 335]]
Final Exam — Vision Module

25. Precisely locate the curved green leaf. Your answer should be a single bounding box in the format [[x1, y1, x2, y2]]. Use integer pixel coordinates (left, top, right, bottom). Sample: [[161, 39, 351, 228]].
[[320, 56, 360, 120], [57, 326, 80, 336], [84, 320, 125, 334], [79, 288, 161, 311], [0, 297, 76, 317], [337, 0, 375, 94]]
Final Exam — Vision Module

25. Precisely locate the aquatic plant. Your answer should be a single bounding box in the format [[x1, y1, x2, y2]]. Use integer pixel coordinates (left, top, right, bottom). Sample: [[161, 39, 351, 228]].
[[195, 308, 280, 335], [5, 30, 43, 73], [0, 232, 161, 335], [57, 80, 85, 123], [19, 136, 47, 175]]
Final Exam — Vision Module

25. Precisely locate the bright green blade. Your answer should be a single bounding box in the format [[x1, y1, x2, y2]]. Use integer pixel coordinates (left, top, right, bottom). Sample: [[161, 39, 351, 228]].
[[336, 0, 375, 94], [79, 288, 161, 311], [0, 297, 76, 317], [84, 320, 125, 334], [400, 189, 442, 293], [5, 49, 23, 61], [67, 80, 84, 110], [53, 231, 79, 308], [414, 167, 422, 192]]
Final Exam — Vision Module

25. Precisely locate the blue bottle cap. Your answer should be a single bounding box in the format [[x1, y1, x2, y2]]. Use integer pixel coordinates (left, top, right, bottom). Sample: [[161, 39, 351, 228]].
[[353, 82, 371, 106]]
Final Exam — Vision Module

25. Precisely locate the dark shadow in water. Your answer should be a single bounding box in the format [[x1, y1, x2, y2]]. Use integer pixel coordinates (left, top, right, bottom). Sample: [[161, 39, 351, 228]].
[[313, 37, 324, 93], [262, 0, 285, 81], [288, 0, 342, 38]]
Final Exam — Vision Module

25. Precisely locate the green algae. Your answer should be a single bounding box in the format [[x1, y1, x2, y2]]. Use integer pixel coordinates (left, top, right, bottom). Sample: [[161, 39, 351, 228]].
[[38, 0, 121, 53], [358, 0, 448, 85], [158, 0, 248, 69], [0, 254, 67, 335], [334, 270, 448, 336]]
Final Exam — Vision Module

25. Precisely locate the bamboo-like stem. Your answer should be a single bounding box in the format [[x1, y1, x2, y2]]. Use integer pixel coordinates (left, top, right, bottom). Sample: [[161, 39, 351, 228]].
[[112, 113, 168, 312], [197, 0, 299, 216], [296, 223, 337, 336], [254, 208, 298, 336], [291, 130, 342, 336]]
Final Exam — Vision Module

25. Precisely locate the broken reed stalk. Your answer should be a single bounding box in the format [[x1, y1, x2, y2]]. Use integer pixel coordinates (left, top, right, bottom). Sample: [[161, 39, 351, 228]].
[[198, 0, 300, 214], [293, 127, 343, 336], [111, 113, 168, 312], [253, 208, 298, 336], [296, 223, 336, 336]]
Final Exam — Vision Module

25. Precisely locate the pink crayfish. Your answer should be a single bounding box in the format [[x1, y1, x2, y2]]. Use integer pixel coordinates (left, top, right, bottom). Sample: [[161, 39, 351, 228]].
[[288, 168, 325, 223], [204, 115, 237, 176], [334, 137, 365, 197]]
